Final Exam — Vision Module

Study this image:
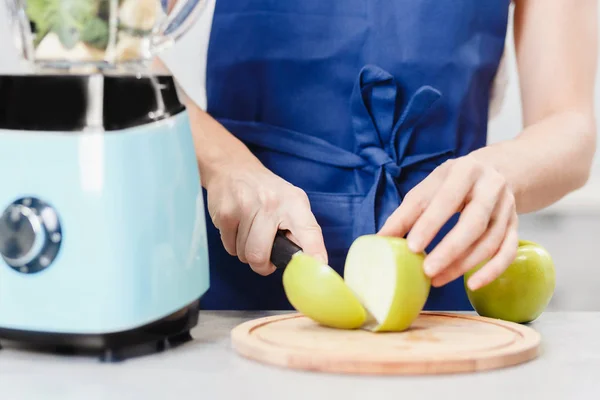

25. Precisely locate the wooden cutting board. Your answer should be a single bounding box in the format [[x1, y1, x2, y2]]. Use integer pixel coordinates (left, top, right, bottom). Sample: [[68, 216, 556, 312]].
[[230, 311, 541, 375]]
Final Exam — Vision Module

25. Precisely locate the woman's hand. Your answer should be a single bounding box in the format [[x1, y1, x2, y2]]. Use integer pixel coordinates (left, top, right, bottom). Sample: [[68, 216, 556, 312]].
[[182, 99, 328, 276], [206, 162, 328, 276], [378, 155, 519, 291]]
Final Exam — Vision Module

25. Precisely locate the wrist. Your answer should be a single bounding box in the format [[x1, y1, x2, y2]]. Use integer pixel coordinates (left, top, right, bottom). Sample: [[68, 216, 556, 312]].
[[469, 141, 526, 203], [200, 151, 265, 190], [471, 110, 596, 214]]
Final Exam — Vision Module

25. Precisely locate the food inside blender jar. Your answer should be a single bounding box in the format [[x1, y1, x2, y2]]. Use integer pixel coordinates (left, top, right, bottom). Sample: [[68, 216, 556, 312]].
[[26, 0, 162, 63]]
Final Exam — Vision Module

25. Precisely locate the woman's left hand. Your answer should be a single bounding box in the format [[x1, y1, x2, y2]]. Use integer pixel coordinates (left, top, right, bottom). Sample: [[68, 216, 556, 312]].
[[378, 155, 519, 291]]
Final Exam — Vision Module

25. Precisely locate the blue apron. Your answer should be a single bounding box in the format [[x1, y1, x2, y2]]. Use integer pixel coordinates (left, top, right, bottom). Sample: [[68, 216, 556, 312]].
[[201, 0, 511, 311]]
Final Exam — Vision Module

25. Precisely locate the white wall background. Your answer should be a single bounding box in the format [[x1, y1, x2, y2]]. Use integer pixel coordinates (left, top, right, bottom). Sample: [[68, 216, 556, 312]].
[[0, 2, 599, 215]]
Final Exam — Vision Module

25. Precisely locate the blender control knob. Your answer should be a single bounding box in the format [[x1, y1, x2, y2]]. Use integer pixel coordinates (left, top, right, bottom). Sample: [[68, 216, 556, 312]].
[[0, 197, 62, 274]]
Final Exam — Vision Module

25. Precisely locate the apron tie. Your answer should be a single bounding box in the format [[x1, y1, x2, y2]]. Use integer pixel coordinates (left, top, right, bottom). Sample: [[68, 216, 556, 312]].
[[351, 65, 455, 237]]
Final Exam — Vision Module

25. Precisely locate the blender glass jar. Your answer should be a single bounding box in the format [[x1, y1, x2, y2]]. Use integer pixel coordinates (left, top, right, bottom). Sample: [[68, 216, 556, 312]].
[[3, 0, 207, 72]]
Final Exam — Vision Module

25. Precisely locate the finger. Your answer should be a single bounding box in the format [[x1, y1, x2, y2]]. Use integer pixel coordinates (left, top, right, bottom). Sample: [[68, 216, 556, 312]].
[[423, 175, 506, 277], [211, 200, 240, 256], [244, 210, 279, 276], [378, 165, 447, 239], [285, 198, 328, 264], [220, 228, 239, 256], [377, 189, 425, 239], [281, 229, 329, 267], [235, 202, 260, 264], [406, 158, 483, 254], [431, 191, 514, 287], [466, 213, 519, 291]]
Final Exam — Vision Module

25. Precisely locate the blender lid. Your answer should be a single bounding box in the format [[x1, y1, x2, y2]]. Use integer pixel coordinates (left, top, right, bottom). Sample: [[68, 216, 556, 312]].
[[0, 74, 185, 132]]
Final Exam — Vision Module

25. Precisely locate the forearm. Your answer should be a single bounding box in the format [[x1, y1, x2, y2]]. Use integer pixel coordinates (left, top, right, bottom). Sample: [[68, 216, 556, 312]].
[[151, 57, 264, 189], [472, 110, 596, 214], [479, 0, 599, 214], [186, 103, 265, 188]]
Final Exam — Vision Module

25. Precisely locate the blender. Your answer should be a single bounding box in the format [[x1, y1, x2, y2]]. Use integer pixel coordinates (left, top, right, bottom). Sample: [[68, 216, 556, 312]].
[[0, 0, 210, 361]]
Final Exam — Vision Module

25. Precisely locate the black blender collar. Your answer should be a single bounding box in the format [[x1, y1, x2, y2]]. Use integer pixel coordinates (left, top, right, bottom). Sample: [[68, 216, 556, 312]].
[[0, 74, 185, 132]]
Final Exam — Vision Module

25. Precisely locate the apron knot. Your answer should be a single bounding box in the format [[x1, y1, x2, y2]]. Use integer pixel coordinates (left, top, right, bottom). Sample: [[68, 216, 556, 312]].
[[360, 146, 402, 178], [351, 64, 455, 237]]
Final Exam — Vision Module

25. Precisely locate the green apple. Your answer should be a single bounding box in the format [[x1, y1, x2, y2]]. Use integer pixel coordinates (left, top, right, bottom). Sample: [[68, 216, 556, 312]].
[[344, 235, 431, 332], [282, 252, 367, 329], [282, 235, 430, 332], [464, 239, 556, 324]]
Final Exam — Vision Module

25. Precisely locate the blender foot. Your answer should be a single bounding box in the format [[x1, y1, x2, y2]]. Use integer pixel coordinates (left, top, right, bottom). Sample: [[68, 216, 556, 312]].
[[168, 331, 192, 347], [98, 336, 179, 362], [55, 346, 76, 355], [155, 338, 168, 352]]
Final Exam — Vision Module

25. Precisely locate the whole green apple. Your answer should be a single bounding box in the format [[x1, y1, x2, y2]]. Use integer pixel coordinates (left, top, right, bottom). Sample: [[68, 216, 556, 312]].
[[464, 239, 555, 324]]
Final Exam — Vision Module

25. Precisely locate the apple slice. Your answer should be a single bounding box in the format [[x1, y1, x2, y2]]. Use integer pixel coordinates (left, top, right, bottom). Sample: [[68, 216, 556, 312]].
[[343, 235, 431, 332], [282, 253, 367, 329]]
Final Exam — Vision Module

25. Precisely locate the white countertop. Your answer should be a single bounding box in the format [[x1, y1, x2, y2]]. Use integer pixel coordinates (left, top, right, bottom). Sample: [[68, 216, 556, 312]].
[[0, 311, 596, 399]]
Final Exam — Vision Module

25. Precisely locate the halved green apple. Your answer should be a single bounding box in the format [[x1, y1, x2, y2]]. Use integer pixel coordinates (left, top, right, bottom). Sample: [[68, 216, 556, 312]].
[[282, 235, 430, 332]]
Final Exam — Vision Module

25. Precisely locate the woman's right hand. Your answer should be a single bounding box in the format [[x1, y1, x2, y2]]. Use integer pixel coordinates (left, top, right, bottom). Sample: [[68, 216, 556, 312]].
[[184, 103, 327, 275], [205, 161, 328, 276]]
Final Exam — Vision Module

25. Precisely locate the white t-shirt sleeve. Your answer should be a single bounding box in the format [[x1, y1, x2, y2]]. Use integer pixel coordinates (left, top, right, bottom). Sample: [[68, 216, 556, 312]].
[[159, 0, 216, 111]]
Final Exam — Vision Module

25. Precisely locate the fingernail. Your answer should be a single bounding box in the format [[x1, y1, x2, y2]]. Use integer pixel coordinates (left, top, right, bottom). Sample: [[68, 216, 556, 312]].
[[408, 236, 422, 253], [468, 277, 481, 291], [424, 259, 438, 276]]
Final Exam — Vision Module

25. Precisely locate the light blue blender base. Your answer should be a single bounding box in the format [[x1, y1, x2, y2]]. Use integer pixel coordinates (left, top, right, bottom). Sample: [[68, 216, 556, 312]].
[[0, 111, 210, 334]]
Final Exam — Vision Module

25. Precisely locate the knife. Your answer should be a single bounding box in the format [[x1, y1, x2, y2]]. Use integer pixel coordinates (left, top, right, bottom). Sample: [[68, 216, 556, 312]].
[[270, 230, 303, 269]]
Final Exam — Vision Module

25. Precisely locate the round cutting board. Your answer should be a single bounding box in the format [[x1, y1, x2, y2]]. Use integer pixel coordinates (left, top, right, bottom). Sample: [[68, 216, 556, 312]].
[[231, 312, 541, 375]]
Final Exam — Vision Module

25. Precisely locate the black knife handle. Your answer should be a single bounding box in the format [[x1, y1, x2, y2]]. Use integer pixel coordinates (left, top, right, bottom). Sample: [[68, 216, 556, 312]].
[[271, 230, 303, 269]]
